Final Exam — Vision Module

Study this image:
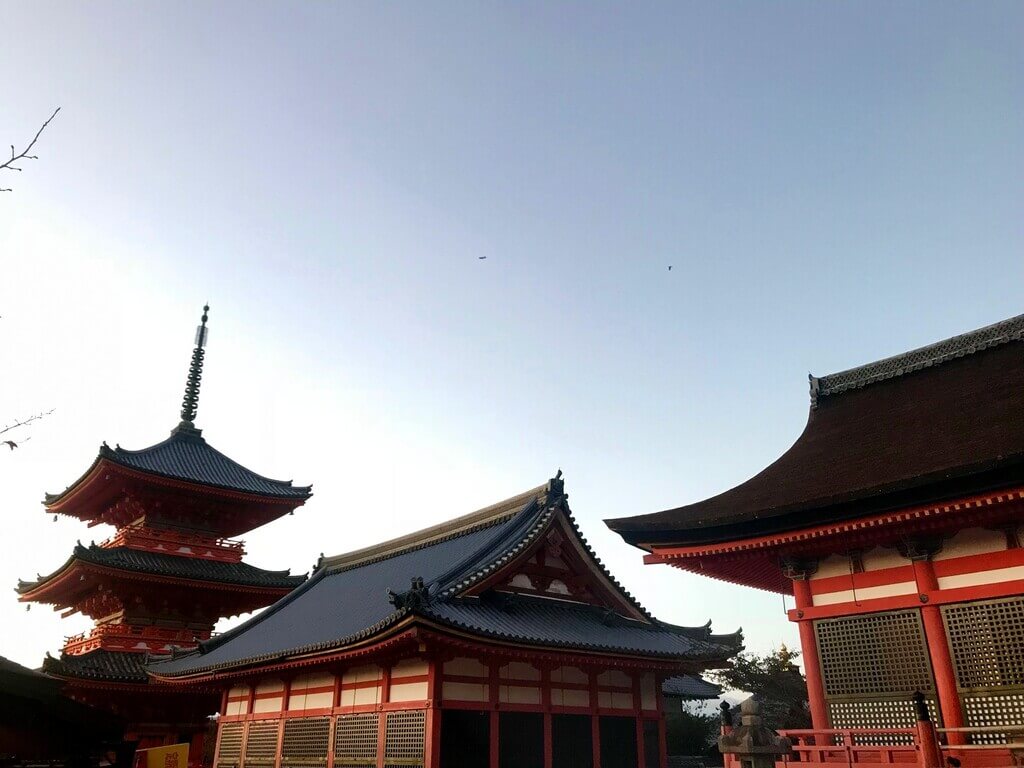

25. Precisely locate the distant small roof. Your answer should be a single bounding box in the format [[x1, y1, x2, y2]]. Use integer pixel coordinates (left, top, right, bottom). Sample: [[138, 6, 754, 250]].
[[45, 426, 312, 505], [607, 314, 1024, 546], [662, 674, 722, 700], [18, 544, 306, 595], [151, 478, 740, 677], [43, 649, 150, 684]]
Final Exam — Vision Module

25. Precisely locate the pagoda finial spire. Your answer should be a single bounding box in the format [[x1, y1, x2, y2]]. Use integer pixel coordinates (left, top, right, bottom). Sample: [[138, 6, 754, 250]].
[[178, 304, 210, 431]]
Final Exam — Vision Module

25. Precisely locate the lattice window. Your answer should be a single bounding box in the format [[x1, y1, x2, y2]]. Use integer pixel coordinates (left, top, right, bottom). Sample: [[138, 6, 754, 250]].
[[827, 697, 939, 743], [384, 709, 426, 767], [243, 721, 281, 766], [943, 597, 1024, 740], [216, 722, 244, 768], [944, 598, 1024, 690], [963, 693, 1024, 744], [816, 611, 934, 696], [281, 717, 330, 767], [814, 610, 938, 729], [335, 713, 379, 767]]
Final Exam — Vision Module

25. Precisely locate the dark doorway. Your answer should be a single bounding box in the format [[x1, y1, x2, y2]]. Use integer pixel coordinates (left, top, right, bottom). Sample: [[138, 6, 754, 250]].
[[552, 714, 593, 768], [440, 709, 490, 768], [642, 719, 660, 768], [599, 716, 638, 768], [499, 712, 544, 768]]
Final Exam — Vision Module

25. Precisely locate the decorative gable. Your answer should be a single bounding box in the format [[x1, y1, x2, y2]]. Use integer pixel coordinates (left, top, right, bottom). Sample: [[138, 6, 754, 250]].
[[463, 507, 648, 621]]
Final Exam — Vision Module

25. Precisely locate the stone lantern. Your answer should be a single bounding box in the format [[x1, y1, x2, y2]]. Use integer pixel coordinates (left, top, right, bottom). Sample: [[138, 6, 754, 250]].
[[719, 698, 793, 768]]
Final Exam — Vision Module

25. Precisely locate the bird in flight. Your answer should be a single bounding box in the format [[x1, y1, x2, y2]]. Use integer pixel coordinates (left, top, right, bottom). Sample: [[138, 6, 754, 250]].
[[668, 265, 673, 271], [478, 256, 487, 260]]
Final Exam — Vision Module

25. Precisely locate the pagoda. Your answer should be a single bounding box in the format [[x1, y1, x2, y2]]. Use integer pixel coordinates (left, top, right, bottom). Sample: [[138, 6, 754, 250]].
[[17, 306, 312, 756]]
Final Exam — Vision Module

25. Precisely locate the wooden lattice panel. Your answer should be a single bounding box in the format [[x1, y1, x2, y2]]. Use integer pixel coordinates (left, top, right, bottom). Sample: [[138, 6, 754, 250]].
[[943, 597, 1024, 690], [216, 722, 244, 768], [335, 713, 379, 767], [963, 693, 1024, 744], [281, 717, 330, 767], [815, 610, 934, 697], [243, 721, 280, 766], [384, 709, 426, 767], [827, 697, 939, 742]]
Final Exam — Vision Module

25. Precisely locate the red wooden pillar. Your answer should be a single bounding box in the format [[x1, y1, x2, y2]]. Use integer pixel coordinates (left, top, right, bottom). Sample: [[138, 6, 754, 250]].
[[489, 661, 500, 768], [633, 676, 645, 768], [656, 674, 668, 768], [188, 730, 205, 768], [590, 670, 601, 768], [541, 665, 553, 768], [912, 558, 965, 745], [792, 578, 830, 731], [376, 666, 392, 768], [425, 659, 441, 768]]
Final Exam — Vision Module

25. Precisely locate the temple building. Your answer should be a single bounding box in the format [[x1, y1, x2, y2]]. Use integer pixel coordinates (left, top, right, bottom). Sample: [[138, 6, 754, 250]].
[[149, 473, 740, 768], [607, 314, 1024, 751], [17, 307, 311, 756]]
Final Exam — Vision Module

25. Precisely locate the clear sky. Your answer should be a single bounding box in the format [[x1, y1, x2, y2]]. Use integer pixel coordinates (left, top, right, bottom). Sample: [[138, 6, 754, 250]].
[[1, 2, 1022, 672]]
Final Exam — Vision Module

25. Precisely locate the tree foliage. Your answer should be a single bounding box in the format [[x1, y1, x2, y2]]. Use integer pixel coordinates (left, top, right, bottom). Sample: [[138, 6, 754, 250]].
[[665, 702, 720, 757], [709, 645, 811, 730]]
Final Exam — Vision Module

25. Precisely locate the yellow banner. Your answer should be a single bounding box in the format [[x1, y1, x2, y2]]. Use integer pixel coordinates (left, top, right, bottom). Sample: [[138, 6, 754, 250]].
[[135, 743, 189, 768]]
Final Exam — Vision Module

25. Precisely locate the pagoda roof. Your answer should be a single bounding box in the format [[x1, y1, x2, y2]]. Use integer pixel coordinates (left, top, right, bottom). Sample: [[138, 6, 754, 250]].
[[149, 477, 740, 678], [607, 314, 1024, 547], [17, 544, 306, 596], [45, 426, 312, 506], [661, 674, 722, 700], [43, 649, 151, 684]]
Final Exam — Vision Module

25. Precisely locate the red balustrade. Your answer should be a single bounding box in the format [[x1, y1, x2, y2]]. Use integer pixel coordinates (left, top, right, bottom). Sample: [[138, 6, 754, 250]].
[[63, 623, 210, 655], [100, 524, 245, 562]]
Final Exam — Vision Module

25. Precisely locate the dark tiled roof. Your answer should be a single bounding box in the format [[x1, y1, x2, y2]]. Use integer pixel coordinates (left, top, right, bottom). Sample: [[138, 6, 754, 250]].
[[45, 427, 312, 504], [811, 314, 1024, 403], [18, 545, 306, 594], [607, 316, 1024, 545], [150, 480, 739, 677], [662, 674, 722, 700], [44, 649, 149, 683], [1, 654, 123, 732]]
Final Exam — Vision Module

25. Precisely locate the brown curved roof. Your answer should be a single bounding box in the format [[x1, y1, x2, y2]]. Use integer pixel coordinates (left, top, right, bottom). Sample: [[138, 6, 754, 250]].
[[607, 314, 1024, 546]]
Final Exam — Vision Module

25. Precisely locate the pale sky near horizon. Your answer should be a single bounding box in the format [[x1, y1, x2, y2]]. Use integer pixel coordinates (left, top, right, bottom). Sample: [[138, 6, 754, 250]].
[[1, 2, 1022, 676]]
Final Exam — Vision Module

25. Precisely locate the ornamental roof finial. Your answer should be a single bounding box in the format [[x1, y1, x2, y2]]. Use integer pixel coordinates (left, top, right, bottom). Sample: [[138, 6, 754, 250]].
[[178, 304, 210, 432]]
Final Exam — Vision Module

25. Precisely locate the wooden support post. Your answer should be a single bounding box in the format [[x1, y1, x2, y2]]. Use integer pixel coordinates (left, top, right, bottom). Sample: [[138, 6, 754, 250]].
[[490, 661, 500, 768], [542, 665, 553, 768], [911, 558, 965, 745], [376, 666, 391, 768], [914, 692, 942, 768], [792, 578, 830, 732], [590, 670, 601, 768], [425, 659, 441, 768]]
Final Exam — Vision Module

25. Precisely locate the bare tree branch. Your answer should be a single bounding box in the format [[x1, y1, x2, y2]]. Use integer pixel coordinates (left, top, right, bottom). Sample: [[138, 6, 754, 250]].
[[1, 409, 55, 450], [1, 107, 60, 192]]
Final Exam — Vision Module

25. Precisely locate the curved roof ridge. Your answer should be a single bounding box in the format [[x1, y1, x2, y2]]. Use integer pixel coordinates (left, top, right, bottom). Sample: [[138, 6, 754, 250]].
[[108, 431, 311, 490], [17, 543, 306, 595], [320, 484, 548, 573], [811, 312, 1024, 404]]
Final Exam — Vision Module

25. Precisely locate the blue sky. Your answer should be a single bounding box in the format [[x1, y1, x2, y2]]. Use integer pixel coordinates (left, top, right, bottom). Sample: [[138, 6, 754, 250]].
[[1, 2, 1022, 671]]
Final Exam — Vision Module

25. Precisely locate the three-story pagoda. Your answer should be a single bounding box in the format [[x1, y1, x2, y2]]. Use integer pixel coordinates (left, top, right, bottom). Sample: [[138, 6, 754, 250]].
[[17, 306, 312, 755]]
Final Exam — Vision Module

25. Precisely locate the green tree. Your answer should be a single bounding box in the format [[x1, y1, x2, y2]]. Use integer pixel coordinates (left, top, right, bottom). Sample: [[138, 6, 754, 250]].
[[709, 645, 811, 730], [665, 702, 720, 757]]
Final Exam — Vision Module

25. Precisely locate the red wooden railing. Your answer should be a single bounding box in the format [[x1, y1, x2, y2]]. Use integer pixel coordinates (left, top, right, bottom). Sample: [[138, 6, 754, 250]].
[[764, 726, 1024, 768], [64, 623, 209, 654], [100, 523, 245, 562]]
